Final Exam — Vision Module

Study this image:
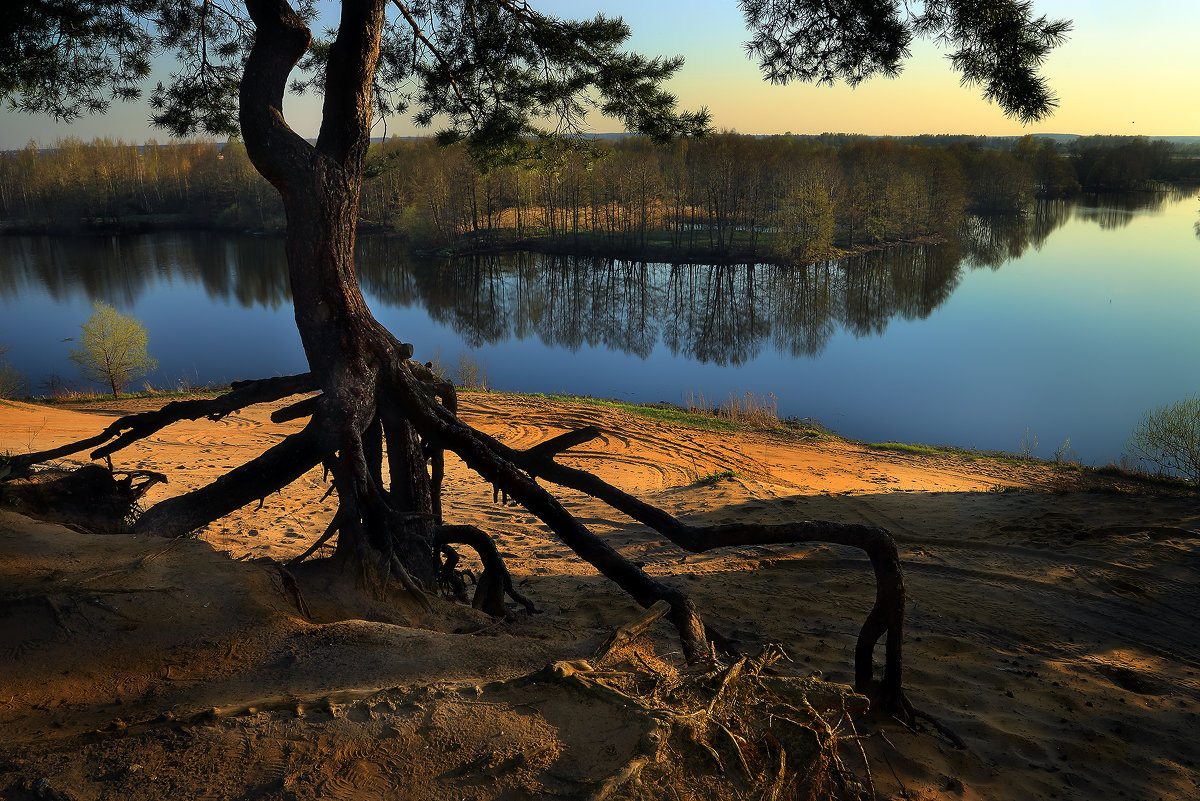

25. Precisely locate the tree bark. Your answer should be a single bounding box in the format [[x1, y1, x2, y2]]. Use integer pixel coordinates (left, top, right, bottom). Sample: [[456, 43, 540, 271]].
[[233, 0, 443, 588]]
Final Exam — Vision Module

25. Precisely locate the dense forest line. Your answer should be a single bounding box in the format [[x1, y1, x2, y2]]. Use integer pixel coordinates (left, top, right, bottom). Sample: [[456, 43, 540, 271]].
[[1, 133, 1196, 262]]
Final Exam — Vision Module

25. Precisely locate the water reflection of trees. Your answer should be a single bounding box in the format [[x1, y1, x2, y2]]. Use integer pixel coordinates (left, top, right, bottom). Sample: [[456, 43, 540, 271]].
[[960, 199, 1072, 268], [356, 239, 972, 365], [766, 243, 962, 358], [663, 265, 767, 365], [1072, 187, 1191, 230], [0, 233, 291, 308], [5, 190, 1185, 364], [1, 231, 982, 365]]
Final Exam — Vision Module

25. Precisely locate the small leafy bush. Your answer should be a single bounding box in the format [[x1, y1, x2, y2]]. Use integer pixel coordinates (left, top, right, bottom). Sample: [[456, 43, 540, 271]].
[[0, 344, 27, 399], [1126, 396, 1200, 485]]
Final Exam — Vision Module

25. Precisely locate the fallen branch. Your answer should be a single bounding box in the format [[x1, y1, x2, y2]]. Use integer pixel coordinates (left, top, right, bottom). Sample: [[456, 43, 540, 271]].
[[594, 599, 671, 661]]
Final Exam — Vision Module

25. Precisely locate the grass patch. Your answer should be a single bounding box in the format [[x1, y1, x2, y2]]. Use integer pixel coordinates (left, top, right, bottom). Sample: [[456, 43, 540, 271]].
[[684, 390, 779, 428], [513, 391, 831, 439], [867, 442, 948, 457], [692, 469, 737, 486], [1093, 463, 1196, 491], [869, 441, 1196, 493], [543, 395, 742, 432], [34, 385, 229, 405], [866, 440, 1050, 467]]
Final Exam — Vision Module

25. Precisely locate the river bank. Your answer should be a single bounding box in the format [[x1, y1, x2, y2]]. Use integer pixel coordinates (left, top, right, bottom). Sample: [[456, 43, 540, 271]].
[[2, 391, 1198, 799], [3, 213, 951, 269]]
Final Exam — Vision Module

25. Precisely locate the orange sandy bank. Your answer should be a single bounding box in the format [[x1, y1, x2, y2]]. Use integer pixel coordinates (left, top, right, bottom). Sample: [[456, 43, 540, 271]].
[[1, 393, 1198, 800]]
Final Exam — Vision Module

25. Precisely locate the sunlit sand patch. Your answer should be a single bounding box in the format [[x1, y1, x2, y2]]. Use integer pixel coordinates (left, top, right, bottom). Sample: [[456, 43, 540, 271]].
[[2, 393, 1198, 799]]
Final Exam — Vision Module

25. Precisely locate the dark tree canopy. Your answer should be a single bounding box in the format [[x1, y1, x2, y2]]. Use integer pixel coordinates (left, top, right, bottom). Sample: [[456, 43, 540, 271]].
[[1, 0, 710, 153], [0, 1, 156, 119], [740, 0, 1071, 123], [3, 0, 1068, 144], [1, 0, 1069, 723]]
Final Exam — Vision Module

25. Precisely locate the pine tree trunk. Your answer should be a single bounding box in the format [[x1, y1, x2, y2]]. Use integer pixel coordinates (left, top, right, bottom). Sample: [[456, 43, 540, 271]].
[[280, 170, 439, 588], [233, 0, 439, 589]]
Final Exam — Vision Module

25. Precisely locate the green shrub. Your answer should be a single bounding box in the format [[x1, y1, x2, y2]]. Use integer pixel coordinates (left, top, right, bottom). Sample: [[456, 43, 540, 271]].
[[1126, 396, 1200, 485], [0, 344, 26, 399], [68, 301, 157, 397]]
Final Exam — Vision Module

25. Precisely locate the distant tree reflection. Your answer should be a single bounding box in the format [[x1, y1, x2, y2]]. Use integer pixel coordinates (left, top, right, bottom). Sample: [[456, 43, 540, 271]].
[[0, 232, 291, 308], [663, 265, 767, 366], [1071, 189, 1188, 231], [5, 189, 1180, 366], [768, 262, 837, 357], [360, 241, 976, 365], [961, 199, 1072, 268]]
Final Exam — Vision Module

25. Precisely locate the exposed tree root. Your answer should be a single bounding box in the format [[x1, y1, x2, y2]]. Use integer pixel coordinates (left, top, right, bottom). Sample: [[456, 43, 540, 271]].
[[487, 646, 873, 800], [4, 351, 909, 717], [288, 509, 344, 566], [132, 416, 325, 538], [271, 563, 312, 619], [434, 524, 537, 616], [389, 552, 434, 612], [387, 362, 908, 715], [0, 464, 159, 534], [507, 426, 907, 713], [912, 706, 969, 751], [7, 374, 318, 472]]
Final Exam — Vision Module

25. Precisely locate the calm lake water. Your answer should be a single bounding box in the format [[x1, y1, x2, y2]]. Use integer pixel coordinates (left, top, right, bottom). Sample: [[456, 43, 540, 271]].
[[2, 189, 1198, 467]]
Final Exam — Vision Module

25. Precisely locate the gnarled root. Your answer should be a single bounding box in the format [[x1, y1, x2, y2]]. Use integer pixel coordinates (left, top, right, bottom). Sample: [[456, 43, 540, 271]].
[[6, 344, 908, 716], [434, 524, 537, 617], [481, 421, 909, 715], [390, 371, 908, 712], [9, 373, 318, 472]]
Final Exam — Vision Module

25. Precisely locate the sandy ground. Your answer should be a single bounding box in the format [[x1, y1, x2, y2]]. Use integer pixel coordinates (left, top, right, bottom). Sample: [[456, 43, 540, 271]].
[[1, 392, 1198, 800]]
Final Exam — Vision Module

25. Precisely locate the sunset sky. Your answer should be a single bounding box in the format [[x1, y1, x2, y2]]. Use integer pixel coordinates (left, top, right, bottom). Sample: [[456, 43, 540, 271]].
[[2, 0, 1196, 148]]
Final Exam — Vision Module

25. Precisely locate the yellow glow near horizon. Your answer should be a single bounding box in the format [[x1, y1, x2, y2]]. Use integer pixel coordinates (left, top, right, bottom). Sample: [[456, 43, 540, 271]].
[[666, 36, 1200, 138], [1, 0, 1197, 146], [622, 0, 1200, 138]]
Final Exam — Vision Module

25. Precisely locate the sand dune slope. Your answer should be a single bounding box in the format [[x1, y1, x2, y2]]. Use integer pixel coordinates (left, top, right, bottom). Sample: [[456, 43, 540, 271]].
[[1, 394, 1198, 800]]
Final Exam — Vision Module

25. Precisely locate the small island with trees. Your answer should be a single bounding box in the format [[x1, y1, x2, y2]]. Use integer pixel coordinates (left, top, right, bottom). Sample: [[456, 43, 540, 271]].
[[3, 132, 1196, 266]]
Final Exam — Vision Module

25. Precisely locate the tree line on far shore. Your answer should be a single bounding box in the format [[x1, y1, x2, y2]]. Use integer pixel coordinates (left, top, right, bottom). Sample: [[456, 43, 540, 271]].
[[1, 133, 1196, 262]]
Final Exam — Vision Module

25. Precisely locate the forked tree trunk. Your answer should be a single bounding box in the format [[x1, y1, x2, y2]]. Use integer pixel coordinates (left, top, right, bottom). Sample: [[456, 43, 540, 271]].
[[238, 0, 440, 588]]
